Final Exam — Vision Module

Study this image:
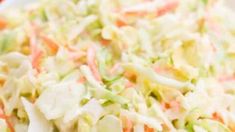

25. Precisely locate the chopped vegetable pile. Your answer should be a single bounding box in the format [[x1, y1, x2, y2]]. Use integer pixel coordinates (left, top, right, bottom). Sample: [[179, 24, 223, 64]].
[[0, 0, 235, 131]]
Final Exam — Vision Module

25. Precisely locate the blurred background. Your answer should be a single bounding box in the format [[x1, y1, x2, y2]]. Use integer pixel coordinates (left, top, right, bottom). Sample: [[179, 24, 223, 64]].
[[227, 0, 235, 9], [0, 0, 235, 9]]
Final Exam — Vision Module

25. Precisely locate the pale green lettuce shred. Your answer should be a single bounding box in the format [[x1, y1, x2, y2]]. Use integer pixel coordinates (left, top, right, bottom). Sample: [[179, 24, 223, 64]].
[[187, 119, 231, 132], [123, 63, 194, 89], [80, 65, 128, 104]]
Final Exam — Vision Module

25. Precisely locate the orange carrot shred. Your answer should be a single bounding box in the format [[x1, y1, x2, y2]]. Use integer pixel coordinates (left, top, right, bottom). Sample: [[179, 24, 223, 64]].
[[122, 117, 133, 132], [78, 76, 86, 84], [0, 18, 7, 30], [120, 0, 178, 18], [69, 51, 86, 60], [87, 46, 102, 82], [31, 50, 43, 72], [0, 108, 14, 132], [212, 112, 224, 123], [29, 24, 44, 72], [162, 102, 171, 110], [161, 100, 180, 112], [65, 44, 81, 52], [218, 75, 235, 82], [125, 81, 135, 88], [5, 118, 14, 132], [157, 0, 179, 16], [169, 100, 180, 112], [116, 18, 128, 27], [229, 123, 235, 132], [40, 35, 59, 54], [124, 11, 148, 17], [144, 124, 154, 132], [100, 38, 111, 46], [154, 66, 169, 74]]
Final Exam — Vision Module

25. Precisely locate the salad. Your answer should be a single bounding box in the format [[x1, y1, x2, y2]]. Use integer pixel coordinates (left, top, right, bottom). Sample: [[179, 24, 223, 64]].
[[0, 0, 235, 131]]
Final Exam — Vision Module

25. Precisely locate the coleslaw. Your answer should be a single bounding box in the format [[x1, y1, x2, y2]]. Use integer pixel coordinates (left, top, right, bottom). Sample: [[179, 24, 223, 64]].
[[0, 0, 235, 132]]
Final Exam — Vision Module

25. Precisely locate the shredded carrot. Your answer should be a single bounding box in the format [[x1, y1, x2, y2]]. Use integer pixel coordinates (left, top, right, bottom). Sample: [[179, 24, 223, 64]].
[[161, 123, 171, 132], [29, 25, 37, 52], [65, 45, 74, 52], [65, 44, 86, 60], [0, 114, 7, 119], [154, 67, 163, 73], [31, 50, 43, 72], [125, 80, 135, 88], [69, 51, 86, 60], [100, 38, 111, 46], [162, 102, 171, 110], [161, 100, 180, 112], [87, 46, 102, 82], [124, 71, 136, 80], [77, 76, 86, 84], [169, 100, 180, 112], [121, 0, 178, 17], [65, 44, 81, 52], [40, 35, 59, 54], [123, 128, 132, 132], [157, 0, 179, 16], [154, 66, 170, 74], [29, 24, 44, 72], [0, 18, 7, 30], [0, 104, 3, 113], [0, 77, 5, 86], [212, 112, 224, 123], [121, 1, 151, 16], [116, 17, 128, 27], [229, 123, 235, 132], [4, 117, 14, 132], [144, 124, 154, 132], [0, 108, 14, 132], [122, 116, 133, 132], [124, 71, 136, 88], [154, 66, 178, 77], [124, 11, 148, 17], [218, 75, 235, 82]]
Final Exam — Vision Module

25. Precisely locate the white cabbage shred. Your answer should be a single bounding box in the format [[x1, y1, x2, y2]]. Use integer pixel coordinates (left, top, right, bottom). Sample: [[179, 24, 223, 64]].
[[0, 0, 235, 131]]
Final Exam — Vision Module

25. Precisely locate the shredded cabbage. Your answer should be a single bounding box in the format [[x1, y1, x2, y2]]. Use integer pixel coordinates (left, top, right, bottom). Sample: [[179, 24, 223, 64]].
[[0, 0, 235, 131]]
